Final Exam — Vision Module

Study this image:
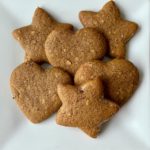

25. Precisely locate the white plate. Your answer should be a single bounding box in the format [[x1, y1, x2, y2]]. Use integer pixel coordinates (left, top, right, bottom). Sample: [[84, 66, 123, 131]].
[[0, 0, 149, 149]]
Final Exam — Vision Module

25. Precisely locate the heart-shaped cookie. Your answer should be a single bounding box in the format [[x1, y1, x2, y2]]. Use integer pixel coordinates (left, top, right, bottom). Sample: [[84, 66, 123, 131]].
[[45, 27, 106, 74], [10, 61, 72, 123], [75, 59, 139, 105]]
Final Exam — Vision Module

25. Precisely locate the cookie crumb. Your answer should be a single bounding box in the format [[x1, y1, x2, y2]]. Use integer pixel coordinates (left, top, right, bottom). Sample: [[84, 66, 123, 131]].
[[66, 60, 72, 65], [75, 57, 79, 61], [100, 20, 104, 23], [86, 100, 89, 105], [30, 31, 35, 35], [90, 49, 95, 53], [17, 36, 21, 40], [121, 34, 124, 38], [63, 48, 67, 52], [41, 98, 45, 104]]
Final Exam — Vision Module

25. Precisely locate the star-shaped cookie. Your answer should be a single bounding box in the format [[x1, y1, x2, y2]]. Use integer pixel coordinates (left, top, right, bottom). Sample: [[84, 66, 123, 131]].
[[79, 1, 138, 58], [13, 7, 73, 62], [56, 78, 119, 138]]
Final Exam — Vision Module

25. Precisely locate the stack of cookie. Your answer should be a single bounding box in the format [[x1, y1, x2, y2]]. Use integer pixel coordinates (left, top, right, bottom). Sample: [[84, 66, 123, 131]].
[[10, 1, 139, 138]]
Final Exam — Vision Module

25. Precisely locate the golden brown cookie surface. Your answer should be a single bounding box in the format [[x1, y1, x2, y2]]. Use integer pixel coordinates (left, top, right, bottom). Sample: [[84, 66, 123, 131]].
[[75, 59, 139, 105], [56, 78, 119, 138], [13, 7, 73, 62], [79, 1, 138, 58], [45, 27, 106, 74], [10, 61, 72, 123]]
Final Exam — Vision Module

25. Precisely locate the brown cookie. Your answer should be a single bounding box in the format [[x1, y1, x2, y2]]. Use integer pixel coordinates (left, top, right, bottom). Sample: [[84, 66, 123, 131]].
[[79, 1, 138, 58], [75, 59, 139, 105], [10, 61, 72, 123], [56, 78, 119, 138], [12, 7, 73, 63], [45, 27, 106, 74]]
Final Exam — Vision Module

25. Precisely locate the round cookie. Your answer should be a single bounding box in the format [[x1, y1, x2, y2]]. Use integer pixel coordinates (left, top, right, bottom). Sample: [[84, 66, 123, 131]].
[[75, 59, 139, 105], [45, 27, 107, 74], [10, 61, 72, 123]]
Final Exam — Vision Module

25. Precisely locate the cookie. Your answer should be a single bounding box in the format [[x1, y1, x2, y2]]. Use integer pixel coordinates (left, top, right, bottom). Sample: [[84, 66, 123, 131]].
[[79, 1, 138, 58], [56, 78, 119, 138], [75, 59, 139, 105], [45, 27, 106, 74], [10, 61, 72, 123], [12, 7, 73, 63]]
